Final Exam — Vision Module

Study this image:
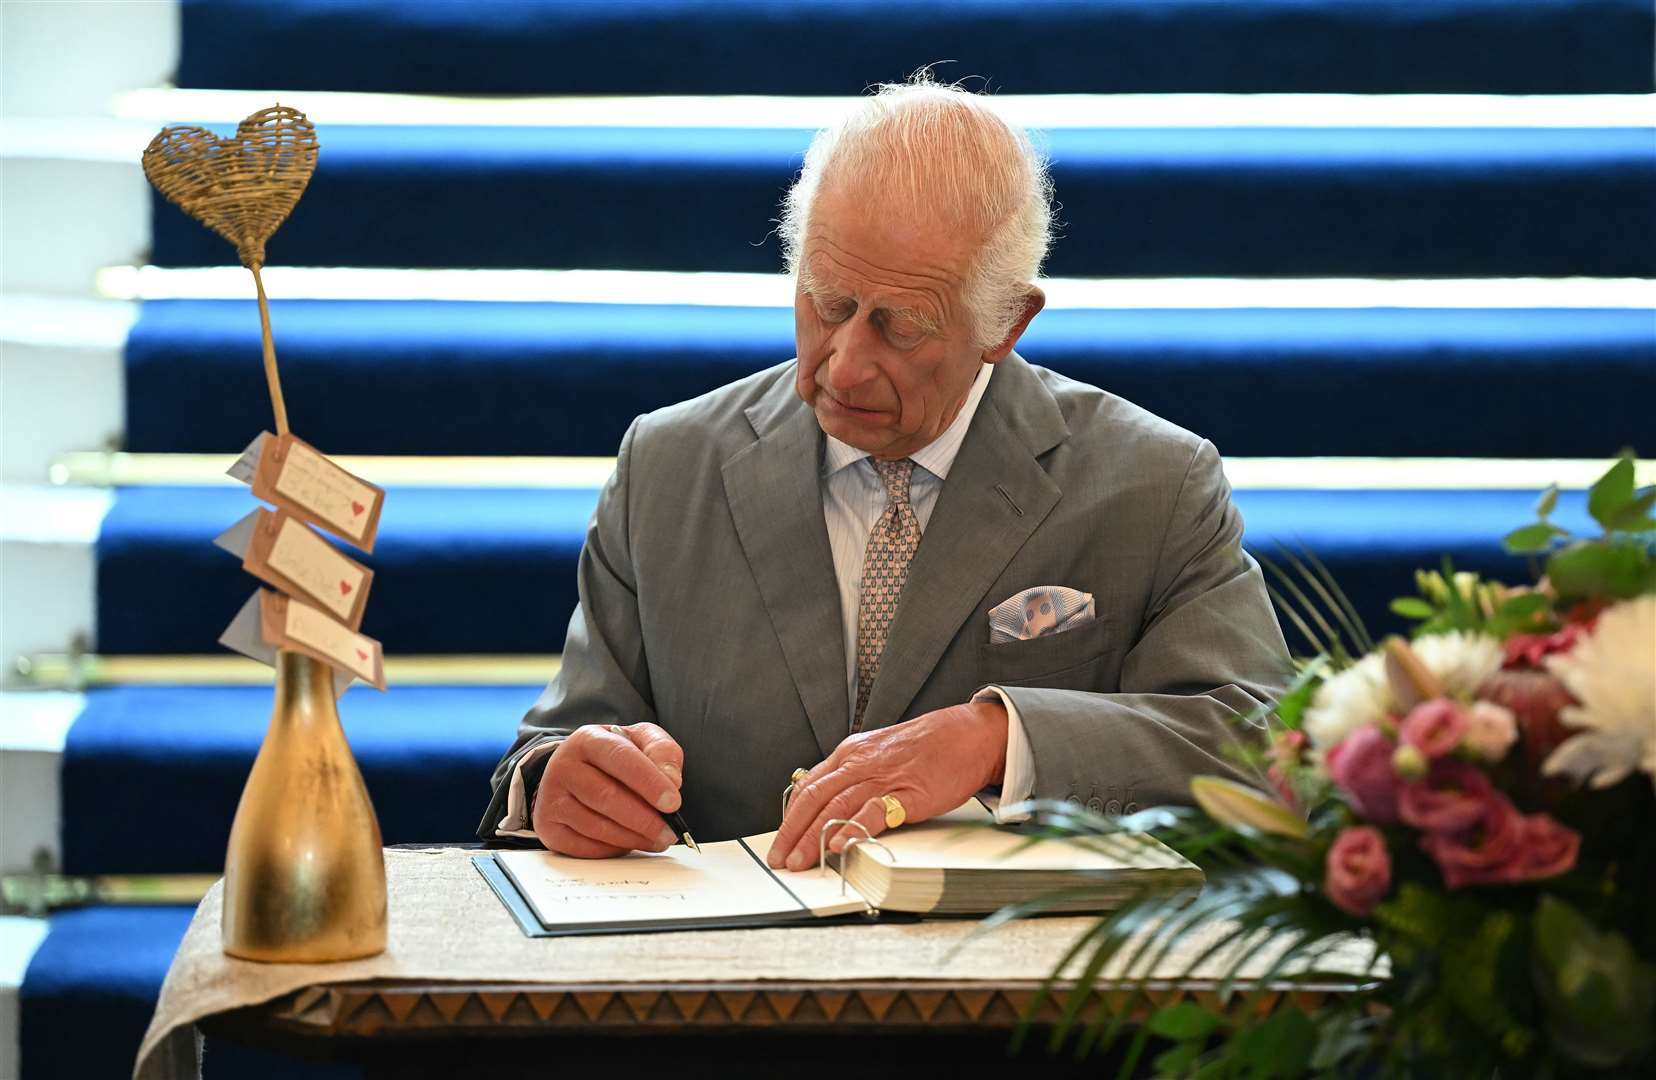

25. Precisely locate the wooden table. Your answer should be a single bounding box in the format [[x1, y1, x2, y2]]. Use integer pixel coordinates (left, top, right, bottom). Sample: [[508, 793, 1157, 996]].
[[141, 847, 1369, 1080], [199, 972, 1357, 1078]]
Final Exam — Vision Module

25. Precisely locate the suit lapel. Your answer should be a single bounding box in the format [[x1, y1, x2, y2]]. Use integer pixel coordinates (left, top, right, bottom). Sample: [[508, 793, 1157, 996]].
[[861, 355, 1070, 728], [722, 389, 850, 758]]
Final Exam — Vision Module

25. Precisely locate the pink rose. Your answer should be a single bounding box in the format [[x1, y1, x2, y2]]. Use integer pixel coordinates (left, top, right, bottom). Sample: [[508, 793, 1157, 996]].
[[1325, 826, 1392, 917], [1325, 725, 1401, 824], [1400, 699, 1467, 759], [1418, 788, 1526, 888], [1463, 701, 1518, 762], [1398, 760, 1494, 832], [1512, 813, 1580, 882]]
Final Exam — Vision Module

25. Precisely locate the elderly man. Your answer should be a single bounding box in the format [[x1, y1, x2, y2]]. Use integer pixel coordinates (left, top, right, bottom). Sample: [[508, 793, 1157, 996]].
[[477, 77, 1289, 870]]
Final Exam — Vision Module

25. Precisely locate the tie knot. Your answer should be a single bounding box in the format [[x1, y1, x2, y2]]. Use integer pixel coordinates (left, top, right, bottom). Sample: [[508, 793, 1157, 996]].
[[872, 457, 915, 505]]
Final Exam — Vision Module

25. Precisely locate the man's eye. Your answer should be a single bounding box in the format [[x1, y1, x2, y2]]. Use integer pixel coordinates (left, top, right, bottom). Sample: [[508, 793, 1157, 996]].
[[885, 323, 924, 349], [818, 300, 854, 322]]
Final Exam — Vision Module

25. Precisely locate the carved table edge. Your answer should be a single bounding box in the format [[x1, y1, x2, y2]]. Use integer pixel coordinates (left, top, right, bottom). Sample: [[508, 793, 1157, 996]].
[[200, 977, 1370, 1040]]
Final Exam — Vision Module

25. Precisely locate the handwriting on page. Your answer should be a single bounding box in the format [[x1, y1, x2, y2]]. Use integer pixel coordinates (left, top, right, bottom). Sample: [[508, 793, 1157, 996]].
[[274, 440, 379, 545], [285, 598, 380, 685], [497, 842, 810, 929], [261, 513, 371, 626], [258, 591, 386, 690]]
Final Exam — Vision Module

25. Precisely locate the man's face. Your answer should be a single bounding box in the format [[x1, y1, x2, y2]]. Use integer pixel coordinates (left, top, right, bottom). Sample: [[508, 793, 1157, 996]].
[[793, 182, 992, 460]]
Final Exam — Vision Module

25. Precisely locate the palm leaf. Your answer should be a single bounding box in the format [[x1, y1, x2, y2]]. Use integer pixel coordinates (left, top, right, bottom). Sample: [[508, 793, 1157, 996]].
[[1297, 544, 1375, 653], [1258, 548, 1351, 662], [1279, 543, 1374, 657]]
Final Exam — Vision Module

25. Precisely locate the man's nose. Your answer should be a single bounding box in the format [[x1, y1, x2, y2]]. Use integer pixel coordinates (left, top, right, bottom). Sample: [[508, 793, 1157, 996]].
[[821, 317, 879, 393]]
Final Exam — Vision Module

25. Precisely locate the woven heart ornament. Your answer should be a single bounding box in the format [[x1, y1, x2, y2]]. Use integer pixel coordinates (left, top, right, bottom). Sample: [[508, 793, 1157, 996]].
[[141, 104, 317, 270]]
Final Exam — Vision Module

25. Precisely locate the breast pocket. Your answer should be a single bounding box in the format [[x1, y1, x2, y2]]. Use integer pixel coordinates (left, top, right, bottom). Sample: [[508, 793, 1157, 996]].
[[977, 615, 1121, 690]]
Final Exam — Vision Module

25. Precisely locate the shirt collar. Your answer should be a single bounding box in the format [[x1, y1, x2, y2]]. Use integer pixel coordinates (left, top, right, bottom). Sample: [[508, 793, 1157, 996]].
[[822, 361, 995, 480]]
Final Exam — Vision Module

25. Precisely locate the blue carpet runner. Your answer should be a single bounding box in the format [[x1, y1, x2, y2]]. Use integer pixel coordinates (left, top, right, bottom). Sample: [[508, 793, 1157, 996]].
[[59, 684, 541, 874], [96, 485, 1599, 656], [124, 302, 1656, 459], [148, 125, 1656, 278], [20, 906, 360, 1078], [176, 0, 1656, 96]]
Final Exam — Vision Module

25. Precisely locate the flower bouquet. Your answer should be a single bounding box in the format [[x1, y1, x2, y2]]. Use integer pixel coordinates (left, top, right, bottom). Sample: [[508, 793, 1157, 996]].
[[1009, 453, 1655, 1078]]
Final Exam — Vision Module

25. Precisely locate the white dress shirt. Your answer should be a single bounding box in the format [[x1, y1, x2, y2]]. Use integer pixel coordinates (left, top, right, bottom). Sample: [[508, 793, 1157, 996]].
[[819, 361, 1035, 824], [498, 361, 1035, 837]]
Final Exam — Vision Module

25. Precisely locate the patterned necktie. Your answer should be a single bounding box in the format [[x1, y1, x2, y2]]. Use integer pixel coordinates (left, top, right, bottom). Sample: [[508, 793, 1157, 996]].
[[854, 457, 921, 731]]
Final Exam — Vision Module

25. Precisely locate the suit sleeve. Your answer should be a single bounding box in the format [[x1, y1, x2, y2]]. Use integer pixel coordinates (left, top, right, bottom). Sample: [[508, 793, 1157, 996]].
[[475, 417, 657, 842], [989, 438, 1290, 813]]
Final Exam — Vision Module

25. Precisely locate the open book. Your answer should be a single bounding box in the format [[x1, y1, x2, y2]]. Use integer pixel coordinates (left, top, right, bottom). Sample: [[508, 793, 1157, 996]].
[[476, 800, 1202, 938]]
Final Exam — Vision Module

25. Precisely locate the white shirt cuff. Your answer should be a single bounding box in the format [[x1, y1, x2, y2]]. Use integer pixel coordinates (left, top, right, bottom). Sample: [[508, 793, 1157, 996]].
[[496, 739, 560, 839], [972, 686, 1035, 824]]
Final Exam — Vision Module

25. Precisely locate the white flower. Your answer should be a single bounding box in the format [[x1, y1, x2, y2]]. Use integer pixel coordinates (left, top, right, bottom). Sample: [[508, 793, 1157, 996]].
[[1543, 595, 1656, 791], [1303, 652, 1390, 749], [1410, 631, 1504, 699], [1301, 631, 1504, 751]]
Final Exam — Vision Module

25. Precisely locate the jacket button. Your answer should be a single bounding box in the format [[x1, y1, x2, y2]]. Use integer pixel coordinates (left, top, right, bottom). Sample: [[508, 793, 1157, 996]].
[[1104, 799, 1123, 815], [1085, 796, 1104, 813], [1065, 795, 1084, 808], [1124, 801, 1140, 814]]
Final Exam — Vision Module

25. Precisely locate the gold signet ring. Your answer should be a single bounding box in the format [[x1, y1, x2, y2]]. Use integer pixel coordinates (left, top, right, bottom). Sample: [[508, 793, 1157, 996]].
[[790, 767, 810, 785], [880, 794, 906, 829]]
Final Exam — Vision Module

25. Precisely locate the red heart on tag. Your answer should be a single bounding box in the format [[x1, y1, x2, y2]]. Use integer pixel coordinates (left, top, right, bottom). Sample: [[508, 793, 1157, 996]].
[[340, 580, 353, 596], [356, 648, 369, 661], [351, 501, 365, 517]]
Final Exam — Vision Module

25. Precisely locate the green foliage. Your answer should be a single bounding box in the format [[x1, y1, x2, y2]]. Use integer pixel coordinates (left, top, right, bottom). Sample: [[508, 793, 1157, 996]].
[[1546, 538, 1656, 602], [1531, 897, 1656, 1068], [1149, 1002, 1221, 1041]]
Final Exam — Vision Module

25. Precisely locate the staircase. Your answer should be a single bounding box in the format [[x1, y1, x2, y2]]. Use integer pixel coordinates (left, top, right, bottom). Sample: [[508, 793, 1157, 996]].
[[5, 1, 1653, 1077]]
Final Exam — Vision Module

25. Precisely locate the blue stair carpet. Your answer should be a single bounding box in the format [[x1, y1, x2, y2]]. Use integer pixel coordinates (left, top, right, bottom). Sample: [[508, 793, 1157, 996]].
[[20, 906, 360, 1078], [96, 485, 1597, 657], [124, 301, 1656, 459], [176, 0, 1656, 96], [59, 684, 540, 875], [146, 125, 1656, 279]]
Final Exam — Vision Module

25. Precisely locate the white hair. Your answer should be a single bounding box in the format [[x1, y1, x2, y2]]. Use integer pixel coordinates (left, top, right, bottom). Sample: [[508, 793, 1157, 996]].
[[778, 72, 1055, 350]]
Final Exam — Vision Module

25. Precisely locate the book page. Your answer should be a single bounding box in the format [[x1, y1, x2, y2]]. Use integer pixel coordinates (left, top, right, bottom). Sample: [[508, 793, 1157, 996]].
[[495, 839, 813, 930], [740, 830, 875, 918], [856, 802, 1196, 874]]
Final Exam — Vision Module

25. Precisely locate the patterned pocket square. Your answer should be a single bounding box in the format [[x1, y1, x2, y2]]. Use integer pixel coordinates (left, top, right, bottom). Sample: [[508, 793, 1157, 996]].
[[988, 586, 1096, 644]]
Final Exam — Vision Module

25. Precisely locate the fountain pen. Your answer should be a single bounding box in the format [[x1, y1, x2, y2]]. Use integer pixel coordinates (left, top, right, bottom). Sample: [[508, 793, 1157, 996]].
[[665, 810, 700, 853]]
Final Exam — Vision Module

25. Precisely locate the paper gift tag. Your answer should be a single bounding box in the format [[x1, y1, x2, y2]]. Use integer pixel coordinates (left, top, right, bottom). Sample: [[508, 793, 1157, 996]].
[[259, 590, 386, 690], [248, 431, 384, 553], [214, 508, 373, 630], [218, 591, 355, 697], [226, 432, 266, 485]]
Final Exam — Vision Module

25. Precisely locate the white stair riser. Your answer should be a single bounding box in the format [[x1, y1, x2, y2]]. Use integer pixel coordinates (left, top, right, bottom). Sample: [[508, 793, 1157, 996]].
[[0, 748, 60, 877], [1, 0, 178, 120], [0, 339, 124, 483], [0, 540, 97, 685], [0, 157, 148, 295]]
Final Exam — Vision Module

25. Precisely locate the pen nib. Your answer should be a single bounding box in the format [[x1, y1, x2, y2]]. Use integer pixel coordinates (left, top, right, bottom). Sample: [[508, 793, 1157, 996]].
[[683, 832, 701, 854]]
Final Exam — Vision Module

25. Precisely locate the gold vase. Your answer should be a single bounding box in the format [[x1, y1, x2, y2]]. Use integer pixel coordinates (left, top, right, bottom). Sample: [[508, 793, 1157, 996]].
[[222, 649, 387, 961]]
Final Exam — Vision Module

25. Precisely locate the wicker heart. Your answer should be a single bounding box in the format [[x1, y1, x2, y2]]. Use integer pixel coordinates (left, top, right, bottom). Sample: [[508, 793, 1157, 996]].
[[142, 104, 318, 269]]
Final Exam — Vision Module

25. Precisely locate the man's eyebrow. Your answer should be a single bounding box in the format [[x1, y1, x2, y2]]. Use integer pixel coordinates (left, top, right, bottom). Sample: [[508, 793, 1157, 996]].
[[885, 305, 942, 336]]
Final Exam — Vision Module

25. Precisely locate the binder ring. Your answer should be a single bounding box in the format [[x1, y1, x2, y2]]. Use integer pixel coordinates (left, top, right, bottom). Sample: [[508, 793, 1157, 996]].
[[819, 818, 894, 896]]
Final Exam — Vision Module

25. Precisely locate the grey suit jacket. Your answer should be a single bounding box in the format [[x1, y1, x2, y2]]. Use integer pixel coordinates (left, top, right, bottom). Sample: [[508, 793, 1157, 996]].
[[477, 353, 1290, 843]]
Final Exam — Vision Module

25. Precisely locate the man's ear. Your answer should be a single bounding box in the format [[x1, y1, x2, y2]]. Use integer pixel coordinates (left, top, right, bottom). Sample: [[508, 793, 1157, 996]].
[[981, 286, 1046, 363]]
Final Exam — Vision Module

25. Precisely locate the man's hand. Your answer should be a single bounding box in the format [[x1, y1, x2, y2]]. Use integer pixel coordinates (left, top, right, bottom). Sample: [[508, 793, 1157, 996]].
[[766, 700, 1009, 871], [531, 722, 684, 858]]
